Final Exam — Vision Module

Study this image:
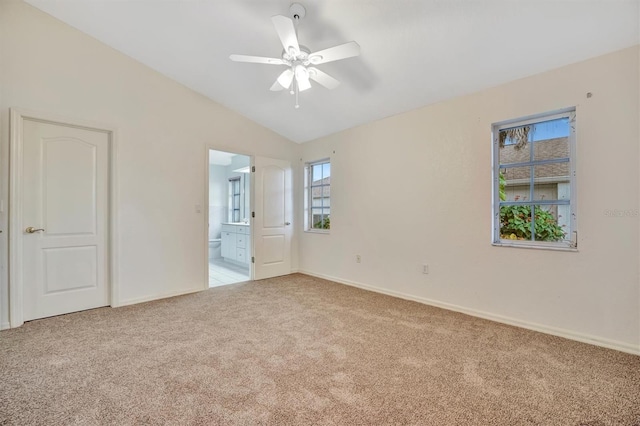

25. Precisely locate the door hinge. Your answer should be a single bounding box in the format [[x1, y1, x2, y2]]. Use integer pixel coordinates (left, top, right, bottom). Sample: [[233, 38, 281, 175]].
[[252, 211, 255, 218], [251, 256, 255, 263], [251, 166, 255, 172]]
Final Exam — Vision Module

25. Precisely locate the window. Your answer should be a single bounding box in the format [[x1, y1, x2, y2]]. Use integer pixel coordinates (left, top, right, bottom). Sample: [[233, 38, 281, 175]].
[[229, 177, 241, 223], [305, 159, 331, 231], [492, 109, 576, 249]]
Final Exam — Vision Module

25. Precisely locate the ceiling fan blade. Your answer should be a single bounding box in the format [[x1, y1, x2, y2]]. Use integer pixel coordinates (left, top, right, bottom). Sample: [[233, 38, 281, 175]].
[[308, 41, 360, 65], [308, 67, 340, 90], [229, 54, 285, 65], [272, 69, 294, 91], [271, 15, 300, 56]]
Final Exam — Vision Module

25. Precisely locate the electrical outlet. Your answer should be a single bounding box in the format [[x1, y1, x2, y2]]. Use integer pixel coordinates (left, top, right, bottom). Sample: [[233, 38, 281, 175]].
[[422, 264, 429, 274], [356, 255, 361, 263]]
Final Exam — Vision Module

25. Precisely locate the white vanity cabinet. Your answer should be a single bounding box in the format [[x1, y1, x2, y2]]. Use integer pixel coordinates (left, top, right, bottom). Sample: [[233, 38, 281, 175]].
[[221, 223, 250, 265]]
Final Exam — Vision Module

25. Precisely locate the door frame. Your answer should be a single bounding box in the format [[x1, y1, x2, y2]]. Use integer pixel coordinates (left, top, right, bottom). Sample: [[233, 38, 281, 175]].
[[8, 108, 119, 328], [204, 144, 254, 289]]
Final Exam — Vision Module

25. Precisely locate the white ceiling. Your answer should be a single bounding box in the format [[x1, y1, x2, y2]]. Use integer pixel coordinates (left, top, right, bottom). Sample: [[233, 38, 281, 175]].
[[25, 0, 639, 143]]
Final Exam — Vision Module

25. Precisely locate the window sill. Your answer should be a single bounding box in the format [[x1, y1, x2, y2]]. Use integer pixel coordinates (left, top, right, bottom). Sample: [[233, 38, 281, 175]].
[[492, 241, 577, 252], [304, 229, 330, 235]]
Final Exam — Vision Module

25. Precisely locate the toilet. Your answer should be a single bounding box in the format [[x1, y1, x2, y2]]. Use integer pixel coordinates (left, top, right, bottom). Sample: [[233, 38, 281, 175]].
[[208, 237, 222, 260]]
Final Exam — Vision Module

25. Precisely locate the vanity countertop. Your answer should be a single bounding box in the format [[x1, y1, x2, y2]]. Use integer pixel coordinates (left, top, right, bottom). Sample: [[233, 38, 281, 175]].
[[222, 222, 250, 226]]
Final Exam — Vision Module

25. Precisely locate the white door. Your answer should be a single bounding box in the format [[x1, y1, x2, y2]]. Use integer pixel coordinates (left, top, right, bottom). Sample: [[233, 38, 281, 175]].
[[253, 156, 292, 280], [22, 119, 109, 321]]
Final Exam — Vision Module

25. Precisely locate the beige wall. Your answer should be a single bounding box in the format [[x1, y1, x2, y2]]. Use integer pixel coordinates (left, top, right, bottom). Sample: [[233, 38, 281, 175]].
[[0, 0, 300, 326], [300, 46, 640, 353]]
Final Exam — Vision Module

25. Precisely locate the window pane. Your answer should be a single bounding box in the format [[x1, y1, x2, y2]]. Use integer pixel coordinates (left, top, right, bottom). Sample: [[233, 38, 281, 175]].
[[534, 163, 570, 181], [322, 162, 331, 179], [530, 118, 570, 142], [534, 136, 569, 161], [312, 164, 322, 184], [532, 205, 567, 242], [501, 167, 531, 202], [556, 202, 572, 240], [499, 126, 531, 165], [322, 184, 330, 200], [531, 165, 570, 201], [313, 213, 329, 229], [499, 204, 533, 241]]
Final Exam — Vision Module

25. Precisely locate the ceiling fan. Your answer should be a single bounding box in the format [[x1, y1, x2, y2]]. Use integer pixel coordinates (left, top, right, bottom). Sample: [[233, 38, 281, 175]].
[[230, 3, 360, 108]]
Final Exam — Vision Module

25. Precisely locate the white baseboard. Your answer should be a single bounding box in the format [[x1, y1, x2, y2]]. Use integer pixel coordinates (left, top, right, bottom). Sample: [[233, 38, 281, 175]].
[[115, 287, 203, 308], [1, 321, 10, 330], [298, 270, 640, 356]]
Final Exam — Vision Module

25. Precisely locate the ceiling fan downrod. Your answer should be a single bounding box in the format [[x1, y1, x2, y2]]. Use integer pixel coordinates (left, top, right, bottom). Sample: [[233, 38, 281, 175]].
[[291, 2, 303, 109]]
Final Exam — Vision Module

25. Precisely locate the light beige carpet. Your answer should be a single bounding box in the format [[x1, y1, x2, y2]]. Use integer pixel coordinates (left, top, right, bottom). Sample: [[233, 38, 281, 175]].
[[1, 273, 639, 425]]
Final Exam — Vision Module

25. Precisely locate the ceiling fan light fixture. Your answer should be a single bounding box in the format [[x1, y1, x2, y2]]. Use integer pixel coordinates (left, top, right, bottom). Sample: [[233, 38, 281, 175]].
[[309, 55, 322, 64], [295, 65, 311, 91], [297, 79, 311, 91], [294, 64, 308, 79], [277, 68, 294, 89]]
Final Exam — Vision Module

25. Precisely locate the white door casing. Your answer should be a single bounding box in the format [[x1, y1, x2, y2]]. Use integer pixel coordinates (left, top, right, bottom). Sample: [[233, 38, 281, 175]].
[[253, 156, 292, 280], [10, 110, 114, 326]]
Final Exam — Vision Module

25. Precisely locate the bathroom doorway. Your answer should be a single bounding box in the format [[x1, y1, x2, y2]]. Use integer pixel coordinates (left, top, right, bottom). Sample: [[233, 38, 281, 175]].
[[208, 149, 251, 287]]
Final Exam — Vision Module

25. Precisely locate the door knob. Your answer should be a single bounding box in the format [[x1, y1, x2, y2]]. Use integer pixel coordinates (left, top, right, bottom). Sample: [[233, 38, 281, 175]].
[[25, 227, 45, 234], [285, 222, 291, 226]]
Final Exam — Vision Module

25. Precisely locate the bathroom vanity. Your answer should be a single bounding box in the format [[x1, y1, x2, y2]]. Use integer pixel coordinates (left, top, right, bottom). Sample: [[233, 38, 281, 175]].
[[221, 223, 250, 265]]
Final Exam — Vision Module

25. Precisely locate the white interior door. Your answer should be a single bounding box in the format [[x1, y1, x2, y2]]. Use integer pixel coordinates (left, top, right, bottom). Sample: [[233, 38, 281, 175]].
[[253, 156, 292, 280], [22, 119, 109, 321]]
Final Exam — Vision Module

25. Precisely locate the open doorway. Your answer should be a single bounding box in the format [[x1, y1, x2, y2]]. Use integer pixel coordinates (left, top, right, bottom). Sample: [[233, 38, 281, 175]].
[[208, 149, 251, 287]]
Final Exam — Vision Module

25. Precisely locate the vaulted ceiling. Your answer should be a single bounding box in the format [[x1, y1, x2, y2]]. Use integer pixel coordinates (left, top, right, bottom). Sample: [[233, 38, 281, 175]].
[[25, 0, 639, 143]]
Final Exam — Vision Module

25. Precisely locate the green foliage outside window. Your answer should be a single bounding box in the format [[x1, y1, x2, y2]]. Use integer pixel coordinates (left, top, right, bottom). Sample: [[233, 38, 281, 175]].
[[314, 217, 330, 230], [498, 171, 565, 241], [499, 205, 565, 241]]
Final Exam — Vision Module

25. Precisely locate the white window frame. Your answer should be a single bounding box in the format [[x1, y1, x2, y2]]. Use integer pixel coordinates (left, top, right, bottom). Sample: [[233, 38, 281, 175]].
[[304, 158, 331, 233], [492, 108, 577, 251]]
